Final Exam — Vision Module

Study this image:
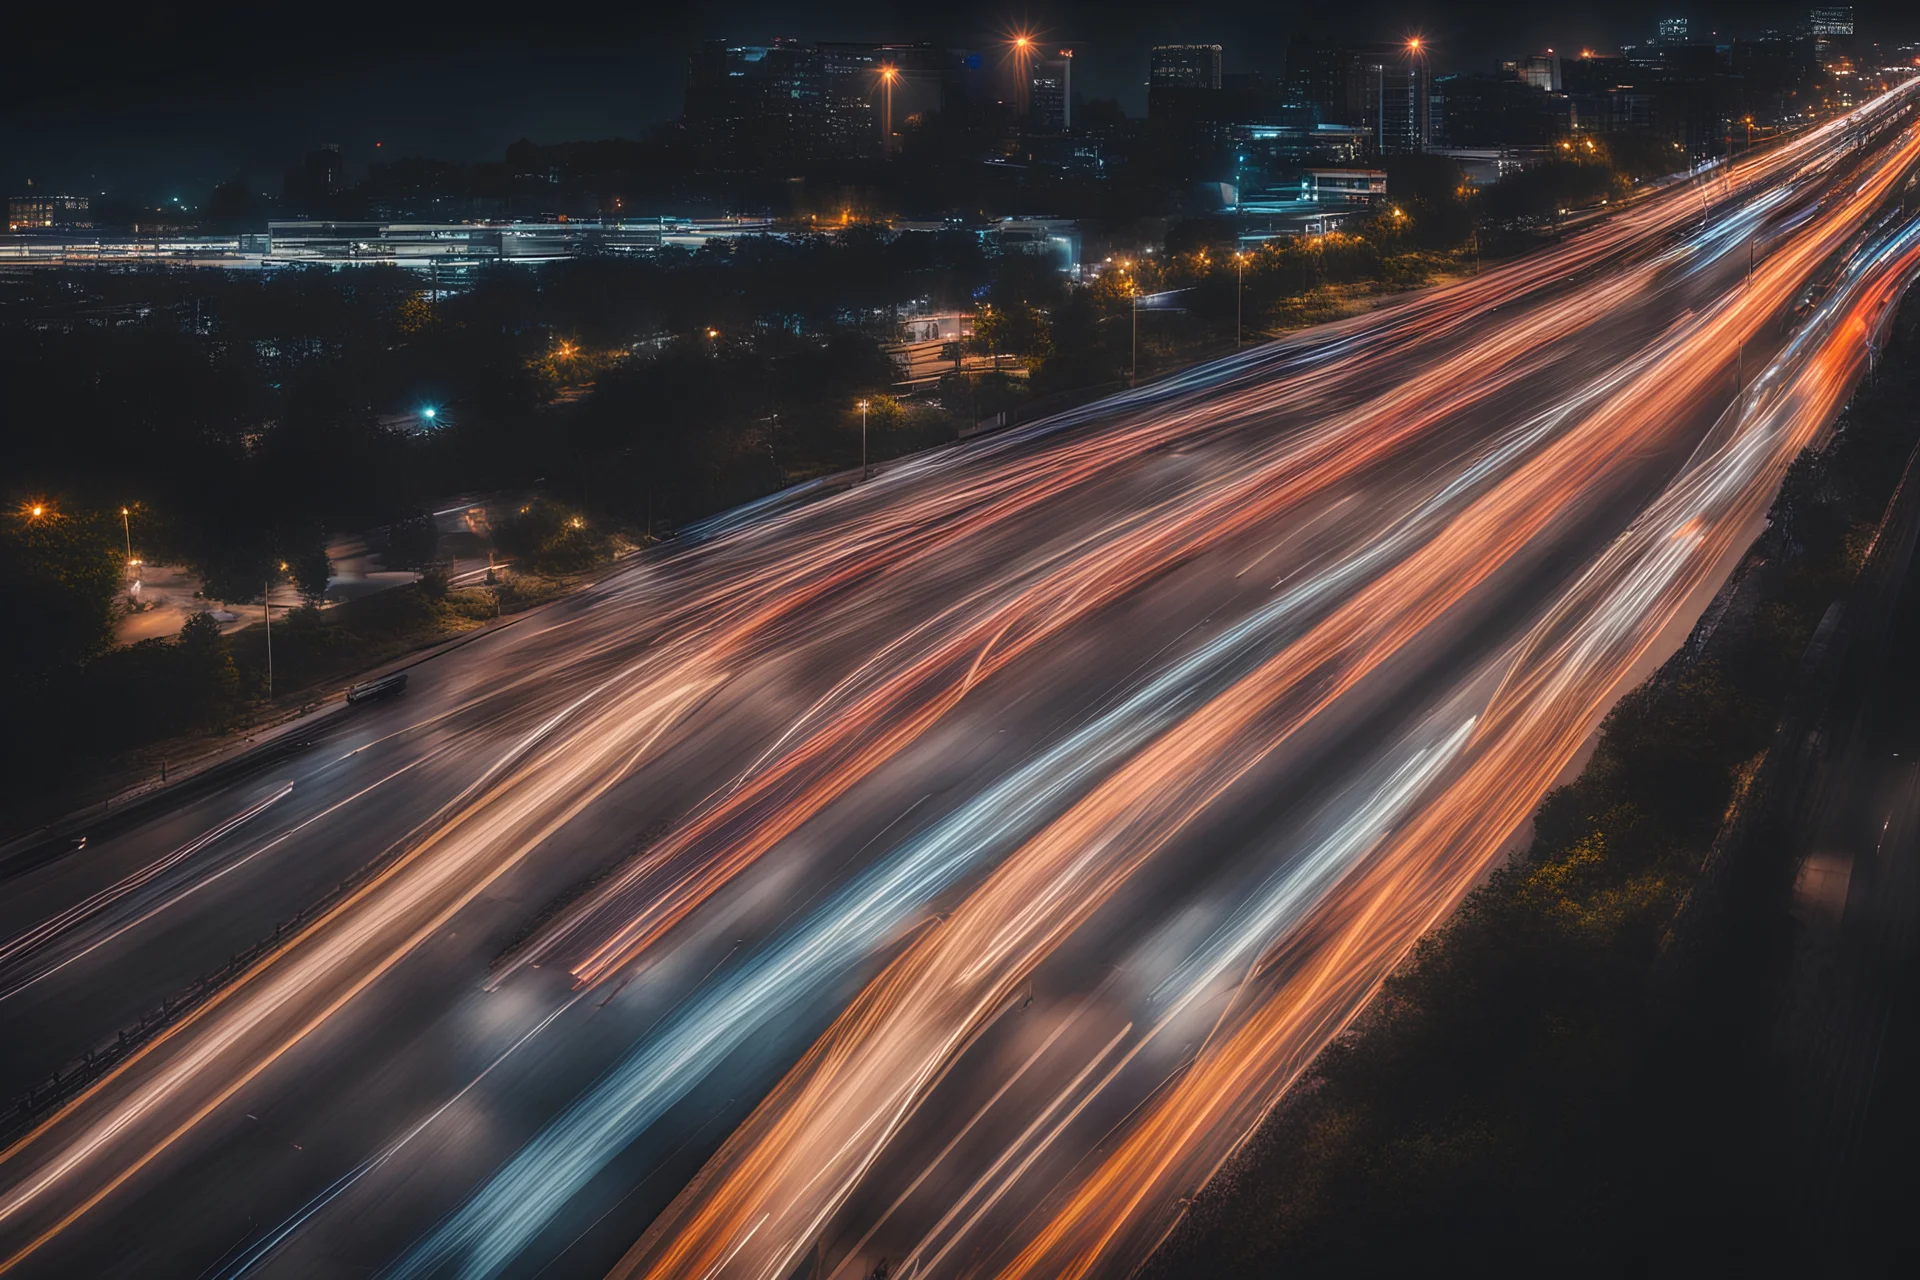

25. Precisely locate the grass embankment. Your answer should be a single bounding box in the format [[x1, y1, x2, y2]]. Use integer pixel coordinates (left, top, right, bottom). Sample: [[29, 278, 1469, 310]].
[[1145, 298, 1920, 1276], [0, 563, 596, 832]]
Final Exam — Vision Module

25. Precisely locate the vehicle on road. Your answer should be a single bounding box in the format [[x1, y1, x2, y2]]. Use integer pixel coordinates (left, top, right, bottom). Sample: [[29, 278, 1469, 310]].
[[345, 672, 408, 705]]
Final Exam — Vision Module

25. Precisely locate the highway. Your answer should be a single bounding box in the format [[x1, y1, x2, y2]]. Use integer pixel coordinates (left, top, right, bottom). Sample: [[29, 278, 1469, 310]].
[[2, 85, 1920, 1279]]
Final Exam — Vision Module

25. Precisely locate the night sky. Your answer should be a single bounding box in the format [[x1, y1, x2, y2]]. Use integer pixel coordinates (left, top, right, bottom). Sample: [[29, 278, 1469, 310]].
[[5, 1, 1914, 201]]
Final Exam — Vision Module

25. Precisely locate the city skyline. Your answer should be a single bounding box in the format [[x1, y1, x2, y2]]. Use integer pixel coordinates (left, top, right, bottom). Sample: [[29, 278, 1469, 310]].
[[6, 1, 1913, 199], [7, 2, 1920, 1275]]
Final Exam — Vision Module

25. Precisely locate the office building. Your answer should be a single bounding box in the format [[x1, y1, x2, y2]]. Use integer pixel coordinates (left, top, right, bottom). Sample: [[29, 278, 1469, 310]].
[[819, 42, 983, 142], [1302, 168, 1388, 203], [1436, 73, 1564, 147], [1029, 49, 1073, 133], [1150, 44, 1223, 90], [685, 40, 872, 169], [1352, 45, 1431, 153], [7, 194, 92, 232], [1658, 17, 1690, 43], [1808, 6, 1854, 37], [283, 144, 345, 214], [1518, 51, 1563, 92], [1285, 39, 1357, 123]]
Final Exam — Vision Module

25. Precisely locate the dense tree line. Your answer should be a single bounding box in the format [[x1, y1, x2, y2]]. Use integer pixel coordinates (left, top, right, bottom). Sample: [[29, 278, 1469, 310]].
[[0, 138, 1664, 815]]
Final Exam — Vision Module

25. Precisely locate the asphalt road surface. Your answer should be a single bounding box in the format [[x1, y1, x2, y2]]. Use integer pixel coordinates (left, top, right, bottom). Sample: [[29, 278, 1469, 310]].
[[5, 86, 1920, 1280]]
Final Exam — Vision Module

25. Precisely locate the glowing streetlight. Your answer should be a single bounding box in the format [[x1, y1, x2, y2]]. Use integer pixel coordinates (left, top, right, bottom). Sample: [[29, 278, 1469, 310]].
[[120, 505, 134, 592], [1010, 33, 1036, 116], [421, 406, 437, 424], [1122, 270, 1139, 380], [1233, 250, 1250, 348], [28, 503, 45, 520], [878, 64, 900, 154]]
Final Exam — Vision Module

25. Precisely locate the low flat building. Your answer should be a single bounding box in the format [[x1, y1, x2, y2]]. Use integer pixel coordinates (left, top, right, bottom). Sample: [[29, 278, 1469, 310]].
[[986, 218, 1081, 275], [8, 194, 91, 231], [1302, 169, 1388, 202], [0, 218, 783, 278]]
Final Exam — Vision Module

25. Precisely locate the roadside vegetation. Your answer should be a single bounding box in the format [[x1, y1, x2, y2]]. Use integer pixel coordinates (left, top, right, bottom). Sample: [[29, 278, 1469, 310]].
[[0, 135, 1676, 821], [1145, 295, 1920, 1276]]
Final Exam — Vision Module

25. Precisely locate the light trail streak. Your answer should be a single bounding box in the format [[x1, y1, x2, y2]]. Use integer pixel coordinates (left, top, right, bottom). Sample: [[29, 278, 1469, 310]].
[[0, 785, 292, 975], [582, 110, 1920, 1280], [992, 218, 1920, 1280], [1, 83, 1917, 1280]]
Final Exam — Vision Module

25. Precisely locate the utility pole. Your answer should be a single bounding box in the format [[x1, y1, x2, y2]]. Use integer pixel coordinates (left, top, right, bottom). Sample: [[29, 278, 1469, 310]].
[[1131, 282, 1139, 380], [264, 579, 273, 701], [858, 400, 870, 481]]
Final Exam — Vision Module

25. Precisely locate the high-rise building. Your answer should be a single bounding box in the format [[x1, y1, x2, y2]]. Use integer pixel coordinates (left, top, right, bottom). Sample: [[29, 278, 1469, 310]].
[[1285, 39, 1356, 123], [1658, 17, 1690, 43], [1435, 73, 1566, 147], [282, 144, 345, 215], [1150, 44, 1223, 90], [1809, 6, 1854, 37], [818, 42, 973, 146], [1352, 45, 1431, 153], [685, 40, 902, 169], [1029, 49, 1073, 134]]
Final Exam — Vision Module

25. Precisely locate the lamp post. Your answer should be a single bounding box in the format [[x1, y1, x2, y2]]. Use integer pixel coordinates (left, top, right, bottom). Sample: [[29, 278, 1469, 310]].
[[858, 399, 870, 480], [1011, 34, 1034, 118], [1121, 280, 1136, 379], [878, 65, 899, 155], [265, 560, 290, 700], [120, 506, 135, 597], [1234, 251, 1247, 348]]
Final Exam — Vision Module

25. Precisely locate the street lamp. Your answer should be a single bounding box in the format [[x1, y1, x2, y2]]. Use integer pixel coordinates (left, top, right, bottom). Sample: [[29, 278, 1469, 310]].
[[1115, 262, 1140, 380], [857, 399, 870, 480], [1121, 280, 1136, 379], [1010, 33, 1035, 116], [878, 65, 900, 154], [1234, 250, 1247, 348], [120, 505, 136, 598], [266, 561, 288, 700]]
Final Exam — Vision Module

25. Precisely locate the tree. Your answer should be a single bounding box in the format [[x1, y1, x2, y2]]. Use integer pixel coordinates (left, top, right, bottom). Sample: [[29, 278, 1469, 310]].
[[286, 541, 332, 604], [177, 611, 241, 719], [0, 500, 123, 693], [970, 302, 1052, 361]]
